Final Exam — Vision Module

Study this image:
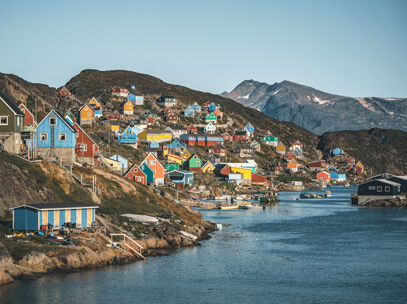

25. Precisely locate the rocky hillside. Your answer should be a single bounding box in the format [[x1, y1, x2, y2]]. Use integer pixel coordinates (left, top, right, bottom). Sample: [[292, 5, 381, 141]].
[[221, 80, 407, 134], [318, 128, 407, 175]]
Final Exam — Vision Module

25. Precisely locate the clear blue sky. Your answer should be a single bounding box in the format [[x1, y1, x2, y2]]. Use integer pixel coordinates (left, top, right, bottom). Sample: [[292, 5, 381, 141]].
[[0, 0, 406, 97]]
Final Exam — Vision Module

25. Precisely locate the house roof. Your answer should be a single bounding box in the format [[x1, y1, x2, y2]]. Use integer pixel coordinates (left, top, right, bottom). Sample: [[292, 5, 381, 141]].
[[376, 179, 401, 186], [38, 109, 76, 133], [0, 92, 25, 116], [11, 202, 99, 210], [234, 130, 247, 136], [73, 122, 98, 146]]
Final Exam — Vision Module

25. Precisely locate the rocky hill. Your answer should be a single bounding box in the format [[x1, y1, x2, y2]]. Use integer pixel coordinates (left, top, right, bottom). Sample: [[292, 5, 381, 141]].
[[221, 80, 407, 134]]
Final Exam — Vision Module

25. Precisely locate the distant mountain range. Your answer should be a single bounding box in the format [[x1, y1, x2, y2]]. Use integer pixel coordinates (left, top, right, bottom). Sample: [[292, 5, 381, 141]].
[[221, 80, 407, 134]]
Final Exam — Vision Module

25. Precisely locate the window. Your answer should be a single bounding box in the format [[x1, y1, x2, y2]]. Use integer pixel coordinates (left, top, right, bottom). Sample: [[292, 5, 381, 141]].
[[385, 186, 390, 192], [137, 177, 141, 181], [49, 117, 56, 126], [59, 133, 66, 141], [76, 132, 79, 138], [377, 186, 382, 192], [368, 186, 375, 190], [0, 116, 8, 125], [81, 144, 87, 151], [40, 133, 48, 141], [151, 160, 156, 165]]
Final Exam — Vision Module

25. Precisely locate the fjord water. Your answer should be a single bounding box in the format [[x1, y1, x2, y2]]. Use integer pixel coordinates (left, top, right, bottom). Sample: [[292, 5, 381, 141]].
[[1, 186, 407, 304]]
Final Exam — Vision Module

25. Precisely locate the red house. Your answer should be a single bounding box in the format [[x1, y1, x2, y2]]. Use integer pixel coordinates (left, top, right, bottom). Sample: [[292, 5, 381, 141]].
[[18, 104, 37, 127], [106, 110, 122, 120], [164, 108, 174, 116], [309, 160, 326, 172], [316, 171, 331, 182], [124, 164, 147, 185], [209, 145, 226, 156], [111, 86, 129, 97], [285, 151, 297, 161], [347, 157, 356, 165], [146, 115, 156, 125], [166, 113, 179, 124], [57, 87, 72, 97], [222, 132, 232, 142], [233, 130, 248, 142], [187, 125, 198, 134], [251, 174, 269, 186], [73, 123, 100, 166]]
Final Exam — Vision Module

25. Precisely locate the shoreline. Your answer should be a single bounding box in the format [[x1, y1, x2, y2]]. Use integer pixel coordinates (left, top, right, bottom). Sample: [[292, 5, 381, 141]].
[[0, 220, 216, 287]]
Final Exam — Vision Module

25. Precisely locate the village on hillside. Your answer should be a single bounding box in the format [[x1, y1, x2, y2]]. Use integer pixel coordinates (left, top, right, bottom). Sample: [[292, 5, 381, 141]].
[[0, 84, 373, 206]]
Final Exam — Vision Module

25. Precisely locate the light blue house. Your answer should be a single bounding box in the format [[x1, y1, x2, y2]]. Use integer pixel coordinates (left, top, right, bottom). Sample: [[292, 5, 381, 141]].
[[36, 109, 77, 164], [127, 94, 144, 106], [11, 202, 98, 231], [109, 154, 128, 171], [118, 126, 138, 144], [192, 102, 201, 112], [184, 105, 195, 117], [331, 148, 344, 156], [244, 123, 254, 135], [208, 102, 217, 112], [150, 140, 159, 148], [331, 172, 346, 182], [167, 170, 194, 186], [168, 138, 184, 150]]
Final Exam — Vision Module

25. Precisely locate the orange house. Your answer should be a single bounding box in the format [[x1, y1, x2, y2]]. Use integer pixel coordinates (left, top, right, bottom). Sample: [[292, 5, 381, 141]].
[[287, 159, 299, 173], [142, 153, 165, 185], [79, 103, 95, 125], [316, 171, 331, 182]]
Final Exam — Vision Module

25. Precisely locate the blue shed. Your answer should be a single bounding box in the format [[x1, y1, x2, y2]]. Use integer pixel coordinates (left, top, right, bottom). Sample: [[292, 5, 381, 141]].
[[110, 154, 128, 171], [11, 202, 98, 231], [118, 126, 138, 144], [168, 138, 184, 149], [184, 105, 195, 117], [331, 148, 344, 155], [208, 102, 217, 112]]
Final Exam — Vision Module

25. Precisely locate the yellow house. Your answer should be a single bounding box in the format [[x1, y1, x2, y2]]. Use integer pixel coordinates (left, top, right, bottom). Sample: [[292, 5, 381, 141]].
[[356, 161, 364, 172], [167, 153, 184, 165], [201, 161, 215, 173], [79, 103, 94, 125], [108, 121, 120, 133], [276, 142, 286, 155], [100, 155, 122, 172], [231, 167, 252, 180], [121, 100, 134, 115], [162, 145, 169, 157], [181, 149, 191, 160], [138, 130, 173, 143], [88, 97, 101, 108]]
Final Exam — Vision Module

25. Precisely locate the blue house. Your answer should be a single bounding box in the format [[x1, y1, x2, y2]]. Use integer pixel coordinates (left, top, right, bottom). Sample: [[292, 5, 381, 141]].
[[127, 94, 136, 101], [331, 172, 346, 181], [36, 109, 77, 164], [357, 179, 401, 204], [167, 170, 194, 186], [184, 105, 195, 117], [331, 148, 344, 156], [118, 126, 138, 144], [192, 102, 201, 112], [208, 102, 217, 112], [110, 154, 128, 171], [167, 138, 184, 150], [150, 140, 159, 148], [244, 123, 254, 135], [11, 202, 98, 231]]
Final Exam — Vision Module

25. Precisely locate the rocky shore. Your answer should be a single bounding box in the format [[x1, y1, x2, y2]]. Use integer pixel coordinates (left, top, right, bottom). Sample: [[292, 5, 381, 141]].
[[0, 220, 216, 286]]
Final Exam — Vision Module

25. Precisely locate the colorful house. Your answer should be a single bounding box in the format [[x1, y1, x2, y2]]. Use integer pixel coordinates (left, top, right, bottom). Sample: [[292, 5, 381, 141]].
[[201, 161, 215, 173], [357, 179, 401, 204], [79, 103, 95, 125], [88, 97, 103, 118], [184, 154, 202, 172], [36, 109, 77, 164], [172, 126, 188, 138], [291, 141, 303, 152], [109, 154, 128, 172], [331, 148, 344, 156], [120, 99, 134, 115], [167, 153, 184, 165], [230, 167, 252, 184], [107, 120, 120, 133], [106, 110, 122, 121], [260, 134, 278, 147], [181, 149, 191, 160], [166, 113, 179, 124], [132, 126, 144, 135], [251, 174, 269, 186], [184, 105, 195, 117], [157, 96, 177, 108], [124, 164, 147, 185], [250, 140, 261, 152], [57, 87, 72, 98], [111, 86, 129, 97], [73, 123, 100, 166], [11, 202, 98, 231], [208, 102, 217, 112], [100, 154, 122, 172], [205, 112, 217, 123], [204, 122, 217, 134], [138, 130, 173, 143], [331, 172, 346, 182], [140, 163, 154, 184], [145, 115, 156, 125], [127, 94, 144, 106], [118, 126, 138, 144], [192, 102, 201, 112], [233, 144, 254, 158], [316, 171, 331, 182], [0, 92, 24, 154], [142, 153, 166, 185], [285, 151, 297, 161], [244, 123, 254, 137], [167, 138, 184, 150], [309, 160, 326, 172], [222, 132, 233, 143], [209, 144, 226, 157], [149, 140, 159, 148], [187, 125, 198, 134], [276, 142, 286, 155], [233, 130, 248, 142], [19, 103, 37, 132], [65, 109, 75, 123], [347, 157, 356, 165], [180, 134, 224, 147], [287, 159, 299, 173], [213, 108, 223, 120], [167, 170, 194, 186], [165, 163, 180, 172]]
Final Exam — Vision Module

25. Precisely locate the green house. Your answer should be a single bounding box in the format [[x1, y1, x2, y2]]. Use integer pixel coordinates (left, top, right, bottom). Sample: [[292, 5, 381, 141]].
[[260, 134, 278, 146], [165, 163, 180, 172], [0, 92, 25, 133], [184, 154, 202, 172], [205, 112, 217, 122], [140, 163, 154, 184]]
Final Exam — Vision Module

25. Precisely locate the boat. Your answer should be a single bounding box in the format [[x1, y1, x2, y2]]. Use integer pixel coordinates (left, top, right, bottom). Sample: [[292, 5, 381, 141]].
[[324, 191, 332, 197], [218, 205, 239, 210], [239, 205, 264, 210], [299, 191, 332, 199]]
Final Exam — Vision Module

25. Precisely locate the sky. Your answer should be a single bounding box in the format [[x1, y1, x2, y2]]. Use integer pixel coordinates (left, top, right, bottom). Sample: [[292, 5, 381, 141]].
[[0, 0, 406, 97]]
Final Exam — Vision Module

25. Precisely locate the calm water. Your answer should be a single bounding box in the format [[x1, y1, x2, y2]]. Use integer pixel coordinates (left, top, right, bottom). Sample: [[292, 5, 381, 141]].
[[1, 186, 407, 304]]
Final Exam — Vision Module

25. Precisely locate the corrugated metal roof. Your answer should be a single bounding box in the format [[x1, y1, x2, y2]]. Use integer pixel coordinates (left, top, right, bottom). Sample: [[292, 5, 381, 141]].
[[0, 91, 25, 116], [11, 202, 99, 210]]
